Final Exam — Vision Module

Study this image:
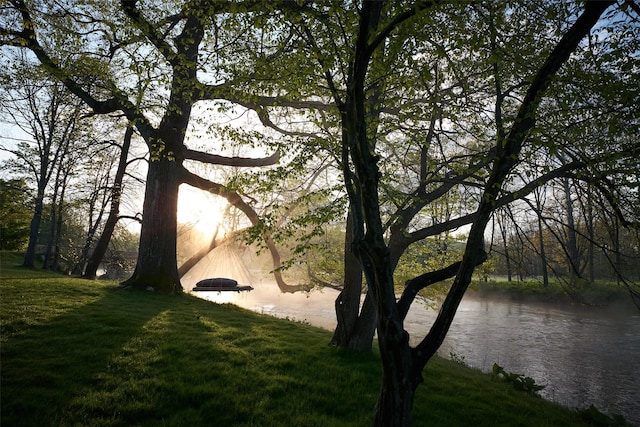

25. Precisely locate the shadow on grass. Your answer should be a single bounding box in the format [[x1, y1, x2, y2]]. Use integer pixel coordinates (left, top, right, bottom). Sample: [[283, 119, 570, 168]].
[[1, 286, 175, 426], [77, 298, 384, 427], [143, 306, 382, 426], [1, 279, 380, 427]]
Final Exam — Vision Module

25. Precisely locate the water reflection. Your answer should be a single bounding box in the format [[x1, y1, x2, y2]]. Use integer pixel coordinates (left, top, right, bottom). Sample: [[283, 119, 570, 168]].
[[189, 280, 640, 425], [426, 297, 640, 425], [187, 279, 341, 329]]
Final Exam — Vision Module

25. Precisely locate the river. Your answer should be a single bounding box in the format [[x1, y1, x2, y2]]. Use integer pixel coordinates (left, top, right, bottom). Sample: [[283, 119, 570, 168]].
[[187, 280, 640, 425]]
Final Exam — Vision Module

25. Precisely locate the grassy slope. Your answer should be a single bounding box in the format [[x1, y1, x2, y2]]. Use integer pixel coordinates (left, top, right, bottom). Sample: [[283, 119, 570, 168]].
[[0, 252, 603, 426]]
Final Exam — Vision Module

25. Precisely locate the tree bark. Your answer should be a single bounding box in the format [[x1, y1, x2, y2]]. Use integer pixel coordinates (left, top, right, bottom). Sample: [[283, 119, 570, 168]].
[[43, 161, 68, 271], [119, 1, 206, 293], [84, 127, 133, 279], [587, 186, 595, 283], [8, 1, 293, 294], [535, 188, 550, 287], [372, 340, 418, 427], [121, 154, 181, 292], [498, 212, 513, 282], [22, 194, 43, 268], [563, 176, 581, 279], [330, 209, 376, 352]]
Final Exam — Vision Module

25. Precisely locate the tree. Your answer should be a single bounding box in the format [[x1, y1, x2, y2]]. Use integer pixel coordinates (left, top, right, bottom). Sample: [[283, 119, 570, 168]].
[[292, 1, 629, 424], [1, 1, 295, 292], [495, 208, 514, 281], [330, 210, 374, 351], [0, 54, 86, 268], [0, 178, 32, 250], [82, 126, 138, 278], [533, 186, 550, 287], [41, 109, 87, 271], [301, 0, 640, 355]]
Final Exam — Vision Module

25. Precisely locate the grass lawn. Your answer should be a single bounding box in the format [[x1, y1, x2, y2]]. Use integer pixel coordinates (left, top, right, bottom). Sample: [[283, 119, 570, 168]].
[[0, 252, 621, 426]]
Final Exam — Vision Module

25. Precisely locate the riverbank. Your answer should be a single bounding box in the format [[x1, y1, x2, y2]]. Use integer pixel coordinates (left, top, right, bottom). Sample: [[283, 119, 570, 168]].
[[1, 257, 630, 426], [468, 277, 636, 307]]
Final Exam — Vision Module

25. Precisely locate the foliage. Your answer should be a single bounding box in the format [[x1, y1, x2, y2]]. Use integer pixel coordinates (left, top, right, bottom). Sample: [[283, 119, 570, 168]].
[[0, 178, 32, 250], [396, 238, 465, 282], [313, 1, 635, 423], [0, 50, 101, 271], [448, 350, 468, 368], [0, 0, 298, 291], [2, 1, 637, 289], [489, 190, 640, 288], [305, 224, 347, 285], [492, 363, 546, 396]]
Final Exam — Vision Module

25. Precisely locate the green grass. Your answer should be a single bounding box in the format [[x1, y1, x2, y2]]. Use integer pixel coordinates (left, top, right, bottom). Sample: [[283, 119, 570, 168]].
[[469, 276, 633, 305], [0, 252, 619, 426]]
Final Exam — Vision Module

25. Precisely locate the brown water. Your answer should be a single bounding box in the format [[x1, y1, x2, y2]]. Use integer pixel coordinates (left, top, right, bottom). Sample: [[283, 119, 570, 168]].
[[186, 277, 639, 425]]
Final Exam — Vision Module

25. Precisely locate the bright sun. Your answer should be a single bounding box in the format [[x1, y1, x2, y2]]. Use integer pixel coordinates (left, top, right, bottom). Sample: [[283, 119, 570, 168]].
[[177, 185, 228, 240]]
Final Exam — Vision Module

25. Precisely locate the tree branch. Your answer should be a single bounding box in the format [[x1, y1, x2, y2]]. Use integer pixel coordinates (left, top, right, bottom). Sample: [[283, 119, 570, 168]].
[[178, 166, 306, 293], [397, 250, 487, 321], [183, 148, 280, 167], [367, 1, 441, 56], [254, 106, 321, 138], [402, 159, 588, 249], [198, 83, 333, 111], [120, 0, 177, 64], [415, 0, 615, 365], [3, 0, 156, 141]]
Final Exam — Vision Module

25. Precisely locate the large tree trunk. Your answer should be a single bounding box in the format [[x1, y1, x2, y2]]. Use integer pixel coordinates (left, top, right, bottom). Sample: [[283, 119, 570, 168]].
[[331, 272, 376, 353], [346, 294, 377, 352], [118, 3, 204, 293], [368, 248, 421, 427], [121, 154, 181, 293]]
